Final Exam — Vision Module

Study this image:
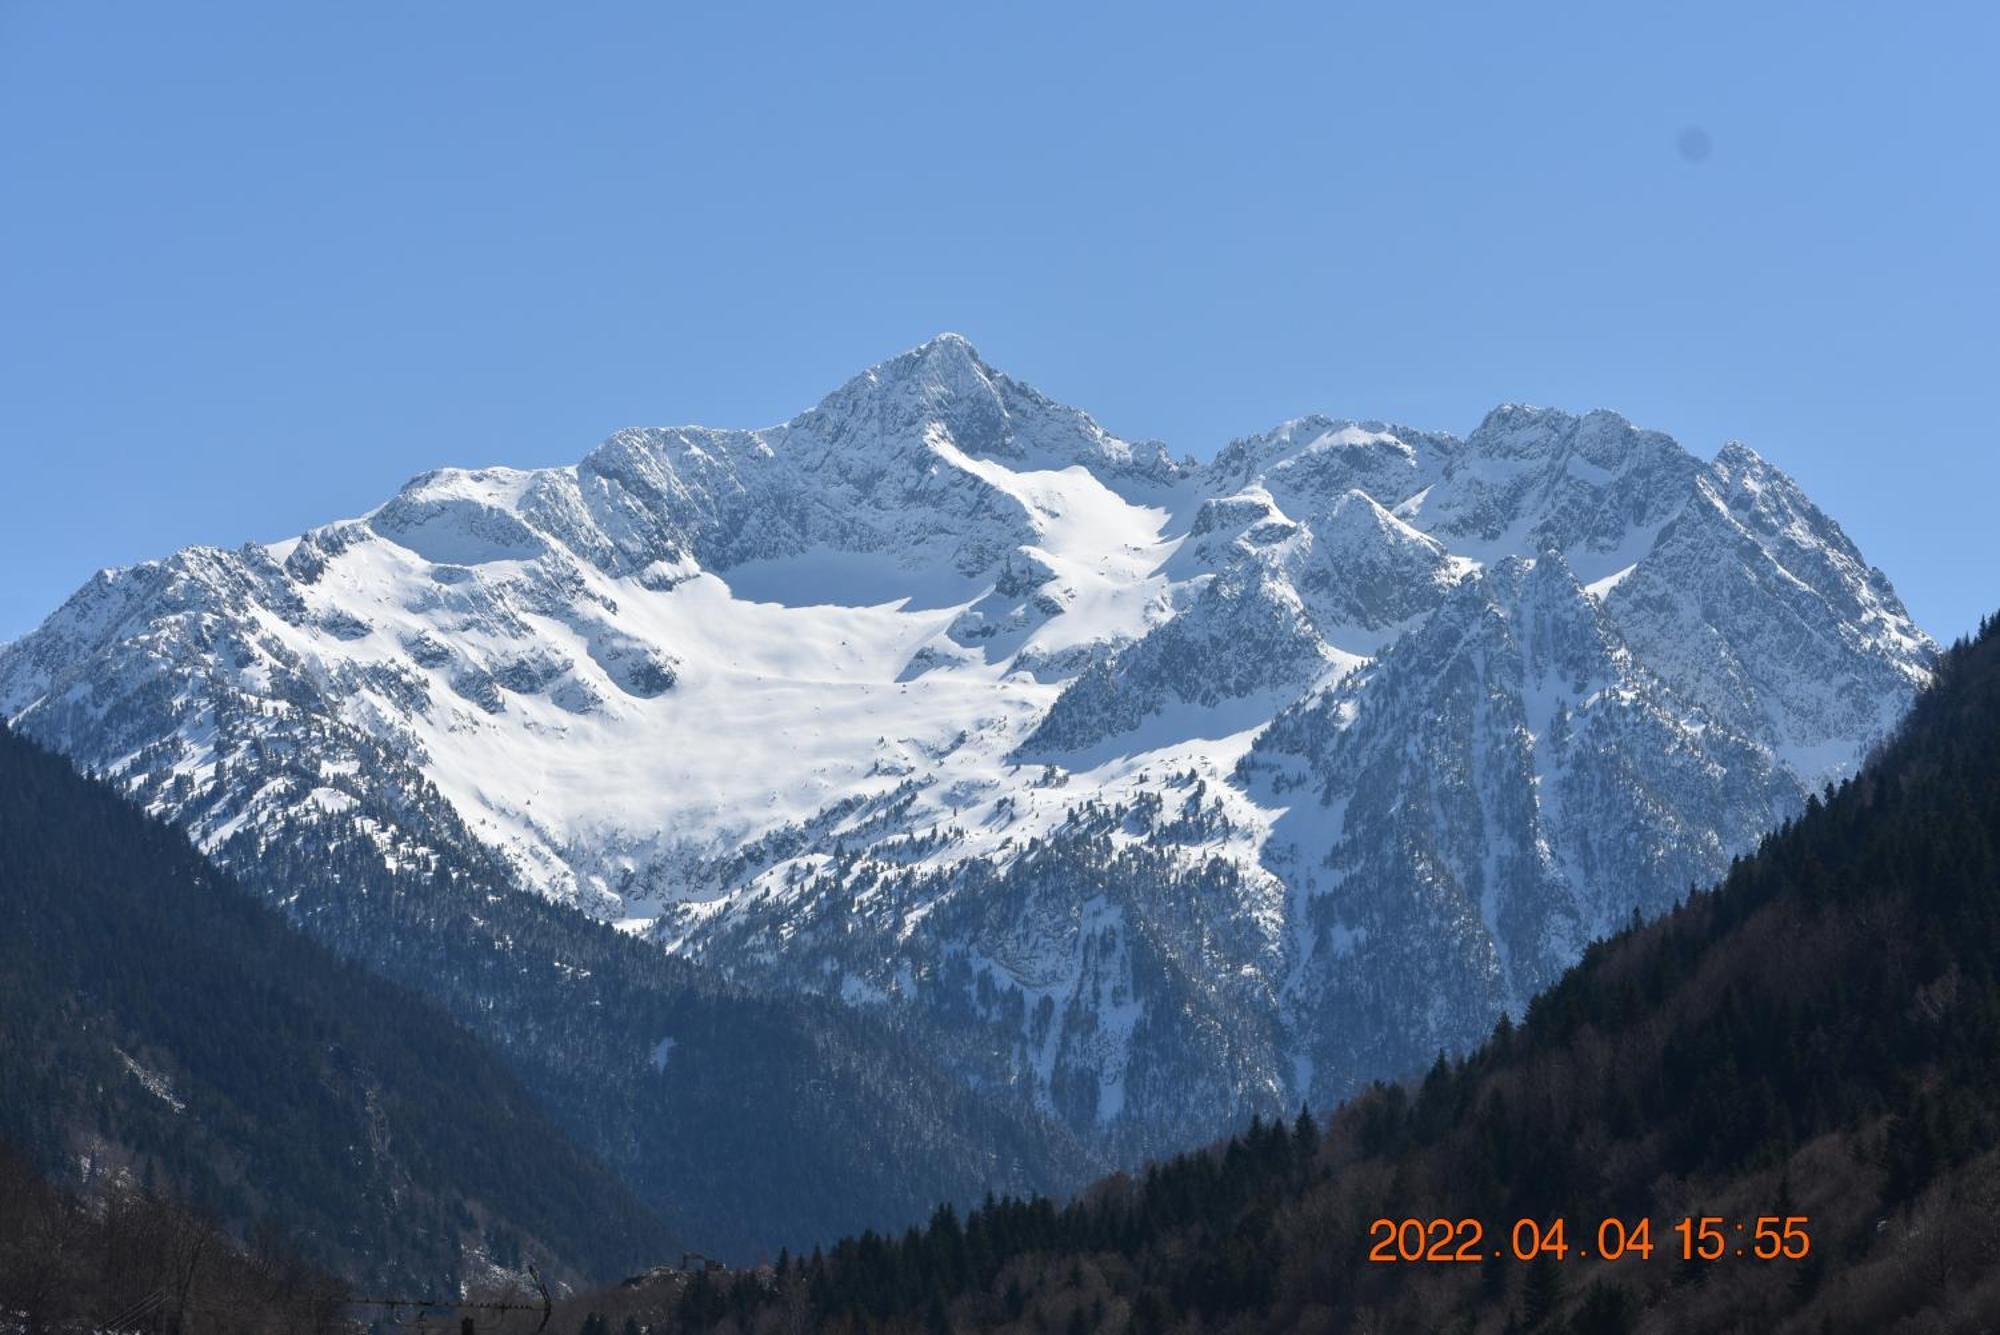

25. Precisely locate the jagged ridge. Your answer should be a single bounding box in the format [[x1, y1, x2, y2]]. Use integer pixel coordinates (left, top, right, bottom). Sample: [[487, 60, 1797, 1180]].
[[0, 335, 1934, 1177]]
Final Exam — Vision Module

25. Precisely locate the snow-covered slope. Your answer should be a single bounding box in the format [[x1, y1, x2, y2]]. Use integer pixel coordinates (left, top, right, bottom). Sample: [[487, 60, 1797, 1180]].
[[0, 334, 1934, 1153]]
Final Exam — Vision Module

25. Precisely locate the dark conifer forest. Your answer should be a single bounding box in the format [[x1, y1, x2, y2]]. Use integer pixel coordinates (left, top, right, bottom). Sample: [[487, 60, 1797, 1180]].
[[0, 1141, 351, 1334], [0, 722, 672, 1291], [593, 614, 2000, 1332]]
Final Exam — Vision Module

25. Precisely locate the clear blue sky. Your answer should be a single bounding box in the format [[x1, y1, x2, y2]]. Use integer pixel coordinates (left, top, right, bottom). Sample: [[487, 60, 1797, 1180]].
[[3, 3, 1994, 643]]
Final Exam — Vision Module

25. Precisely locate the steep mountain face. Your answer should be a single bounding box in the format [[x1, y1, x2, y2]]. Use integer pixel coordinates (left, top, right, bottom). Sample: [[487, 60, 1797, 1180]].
[[0, 335, 1933, 1167], [1241, 555, 1804, 1095]]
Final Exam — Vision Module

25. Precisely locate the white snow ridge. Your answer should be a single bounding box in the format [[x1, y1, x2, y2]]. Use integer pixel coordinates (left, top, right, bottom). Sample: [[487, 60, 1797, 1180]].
[[0, 334, 1934, 1153]]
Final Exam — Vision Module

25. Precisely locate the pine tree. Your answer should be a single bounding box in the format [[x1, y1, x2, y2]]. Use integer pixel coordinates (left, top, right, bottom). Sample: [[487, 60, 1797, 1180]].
[[1570, 1283, 1636, 1335], [1292, 1104, 1320, 1167], [1521, 1251, 1563, 1329]]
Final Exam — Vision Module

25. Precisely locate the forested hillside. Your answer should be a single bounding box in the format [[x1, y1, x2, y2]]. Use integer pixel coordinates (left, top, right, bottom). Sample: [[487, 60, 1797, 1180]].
[[638, 613, 2000, 1332], [0, 1142, 350, 1334], [227, 764, 1097, 1260], [0, 723, 670, 1290]]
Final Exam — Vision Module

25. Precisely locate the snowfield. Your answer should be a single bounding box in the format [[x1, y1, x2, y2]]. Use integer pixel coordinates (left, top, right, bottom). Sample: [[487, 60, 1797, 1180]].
[[0, 334, 1934, 1150]]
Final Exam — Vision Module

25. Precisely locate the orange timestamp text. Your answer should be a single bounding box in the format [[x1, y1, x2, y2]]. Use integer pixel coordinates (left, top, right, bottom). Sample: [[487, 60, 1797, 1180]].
[[1365, 1215, 1812, 1263]]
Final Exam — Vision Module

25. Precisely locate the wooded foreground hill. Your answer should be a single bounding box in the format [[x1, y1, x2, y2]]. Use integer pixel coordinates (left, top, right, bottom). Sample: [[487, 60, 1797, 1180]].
[[618, 613, 2000, 1332], [0, 722, 671, 1291]]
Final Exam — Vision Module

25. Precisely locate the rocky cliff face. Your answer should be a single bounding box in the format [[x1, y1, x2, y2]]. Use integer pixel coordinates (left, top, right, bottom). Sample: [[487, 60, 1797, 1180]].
[[0, 334, 1933, 1155]]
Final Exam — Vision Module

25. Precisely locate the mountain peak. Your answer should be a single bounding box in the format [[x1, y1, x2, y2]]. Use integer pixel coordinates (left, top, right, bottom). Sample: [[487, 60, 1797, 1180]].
[[1471, 400, 1570, 434], [1467, 403, 1655, 460], [1711, 439, 1772, 476], [792, 333, 1185, 487], [877, 331, 992, 389], [803, 331, 995, 407], [918, 329, 977, 355], [1322, 487, 1437, 551]]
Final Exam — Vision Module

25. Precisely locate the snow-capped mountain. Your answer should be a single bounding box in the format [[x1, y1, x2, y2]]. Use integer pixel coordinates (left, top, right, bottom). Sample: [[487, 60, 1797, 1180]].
[[0, 333, 1933, 1154]]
